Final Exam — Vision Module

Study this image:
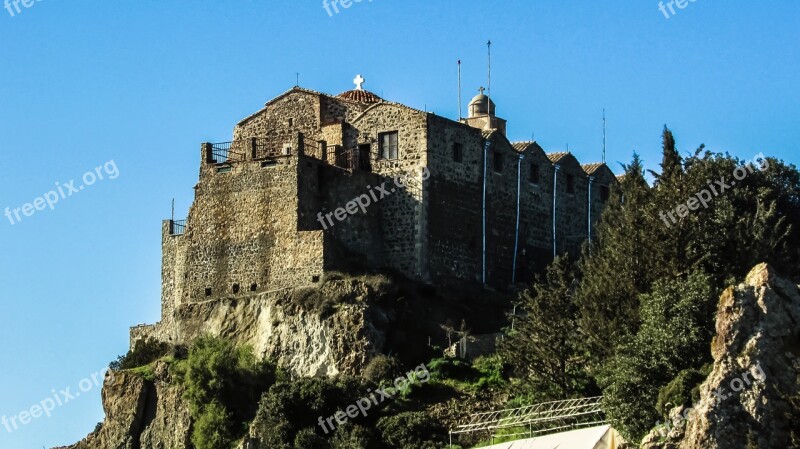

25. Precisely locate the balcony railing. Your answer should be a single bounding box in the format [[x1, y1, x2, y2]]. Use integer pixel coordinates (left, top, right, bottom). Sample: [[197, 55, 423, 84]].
[[206, 138, 288, 164], [169, 219, 186, 236], [303, 138, 366, 173]]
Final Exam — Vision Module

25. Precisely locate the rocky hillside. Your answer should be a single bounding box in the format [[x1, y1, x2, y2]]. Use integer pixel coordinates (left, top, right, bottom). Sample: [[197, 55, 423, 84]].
[[54, 362, 191, 449], [55, 273, 509, 449], [642, 264, 800, 449]]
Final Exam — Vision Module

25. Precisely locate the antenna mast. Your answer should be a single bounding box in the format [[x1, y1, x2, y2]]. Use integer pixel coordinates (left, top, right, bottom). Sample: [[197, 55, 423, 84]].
[[602, 109, 606, 163], [487, 40, 492, 109], [458, 60, 463, 120]]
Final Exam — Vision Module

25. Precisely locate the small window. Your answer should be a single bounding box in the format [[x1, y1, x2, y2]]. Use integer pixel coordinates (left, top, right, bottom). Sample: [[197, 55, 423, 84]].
[[261, 160, 278, 168], [530, 163, 540, 184], [566, 175, 575, 194], [452, 143, 463, 163], [232, 283, 240, 294], [379, 131, 399, 160], [312, 275, 321, 283], [493, 152, 504, 173], [288, 118, 294, 127], [250, 283, 258, 292], [600, 185, 610, 203], [217, 166, 232, 174], [204, 288, 212, 297]]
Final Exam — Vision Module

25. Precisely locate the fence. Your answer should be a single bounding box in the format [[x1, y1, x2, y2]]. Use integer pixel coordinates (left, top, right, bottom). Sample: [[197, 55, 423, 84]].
[[206, 138, 285, 164], [169, 219, 186, 236], [449, 396, 606, 447]]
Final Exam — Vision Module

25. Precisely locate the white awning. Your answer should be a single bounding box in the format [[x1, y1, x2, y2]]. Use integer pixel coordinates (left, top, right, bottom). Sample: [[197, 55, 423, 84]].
[[478, 425, 624, 449]]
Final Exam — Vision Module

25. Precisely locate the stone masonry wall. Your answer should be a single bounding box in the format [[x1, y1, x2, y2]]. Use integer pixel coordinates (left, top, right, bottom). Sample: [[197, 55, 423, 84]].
[[426, 116, 484, 284], [348, 103, 430, 279]]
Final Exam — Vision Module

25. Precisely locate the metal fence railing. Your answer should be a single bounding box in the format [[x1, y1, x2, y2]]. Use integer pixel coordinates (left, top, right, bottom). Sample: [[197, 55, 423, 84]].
[[206, 138, 287, 164], [169, 219, 186, 236], [449, 396, 606, 447]]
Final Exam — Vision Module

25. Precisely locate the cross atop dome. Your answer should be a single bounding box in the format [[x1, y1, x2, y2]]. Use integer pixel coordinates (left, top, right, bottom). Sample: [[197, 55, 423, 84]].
[[478, 86, 485, 95], [353, 74, 365, 91]]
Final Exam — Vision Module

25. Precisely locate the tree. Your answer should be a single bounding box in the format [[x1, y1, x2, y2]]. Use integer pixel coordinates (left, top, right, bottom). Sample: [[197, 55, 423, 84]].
[[577, 154, 655, 360], [501, 256, 592, 399], [598, 271, 715, 442]]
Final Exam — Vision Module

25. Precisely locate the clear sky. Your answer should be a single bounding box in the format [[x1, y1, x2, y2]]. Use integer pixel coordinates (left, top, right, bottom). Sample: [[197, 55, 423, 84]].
[[0, 1, 797, 447]]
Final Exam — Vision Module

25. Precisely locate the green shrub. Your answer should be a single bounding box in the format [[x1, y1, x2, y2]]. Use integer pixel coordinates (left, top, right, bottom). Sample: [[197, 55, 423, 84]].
[[427, 358, 476, 382], [294, 427, 329, 449], [329, 423, 376, 449], [192, 400, 233, 449], [253, 377, 365, 448], [472, 355, 507, 391], [377, 411, 444, 449], [363, 355, 400, 383], [183, 336, 278, 449], [656, 365, 710, 415], [109, 338, 173, 371]]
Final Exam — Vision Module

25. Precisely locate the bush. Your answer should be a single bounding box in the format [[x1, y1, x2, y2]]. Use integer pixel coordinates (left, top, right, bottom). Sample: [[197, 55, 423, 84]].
[[183, 336, 278, 449], [192, 400, 233, 449], [427, 358, 476, 382], [109, 338, 172, 371], [656, 365, 710, 415], [472, 355, 507, 391], [363, 355, 400, 383], [294, 427, 328, 449], [377, 411, 444, 449], [329, 423, 376, 449], [253, 377, 365, 448]]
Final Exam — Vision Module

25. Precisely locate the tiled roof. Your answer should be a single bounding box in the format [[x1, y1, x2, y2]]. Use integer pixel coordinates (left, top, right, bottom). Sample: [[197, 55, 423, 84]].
[[547, 152, 570, 163], [337, 89, 382, 104], [582, 163, 606, 175], [512, 141, 534, 152]]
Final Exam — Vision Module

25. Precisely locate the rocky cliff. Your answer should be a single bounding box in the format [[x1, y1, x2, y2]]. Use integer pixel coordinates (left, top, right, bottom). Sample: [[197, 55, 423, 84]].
[[56, 273, 506, 449], [642, 263, 800, 449], [54, 362, 191, 449]]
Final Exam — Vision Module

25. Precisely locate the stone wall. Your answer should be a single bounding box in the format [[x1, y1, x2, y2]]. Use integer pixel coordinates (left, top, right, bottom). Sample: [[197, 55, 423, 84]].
[[348, 103, 430, 279], [426, 116, 485, 284], [516, 143, 557, 280]]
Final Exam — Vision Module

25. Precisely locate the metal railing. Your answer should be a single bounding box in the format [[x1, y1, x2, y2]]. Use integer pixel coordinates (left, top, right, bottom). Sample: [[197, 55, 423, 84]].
[[449, 396, 606, 446], [207, 138, 287, 164], [169, 219, 186, 236], [303, 138, 362, 173]]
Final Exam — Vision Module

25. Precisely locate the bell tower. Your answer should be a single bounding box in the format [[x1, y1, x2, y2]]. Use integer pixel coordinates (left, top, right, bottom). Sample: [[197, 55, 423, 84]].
[[461, 87, 507, 135]]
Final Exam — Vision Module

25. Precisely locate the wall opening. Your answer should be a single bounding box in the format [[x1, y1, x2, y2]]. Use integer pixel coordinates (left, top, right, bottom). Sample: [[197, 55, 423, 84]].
[[453, 143, 463, 162], [493, 152, 504, 173], [232, 283, 240, 294], [530, 163, 540, 184], [205, 288, 212, 297]]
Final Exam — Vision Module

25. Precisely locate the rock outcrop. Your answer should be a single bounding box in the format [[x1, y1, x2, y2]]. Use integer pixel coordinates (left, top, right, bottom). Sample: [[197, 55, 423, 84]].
[[132, 275, 395, 378], [55, 362, 190, 449], [642, 264, 800, 449]]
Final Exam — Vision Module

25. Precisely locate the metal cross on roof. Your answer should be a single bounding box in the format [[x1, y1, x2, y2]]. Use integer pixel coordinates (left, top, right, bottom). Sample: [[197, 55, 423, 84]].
[[354, 74, 365, 91]]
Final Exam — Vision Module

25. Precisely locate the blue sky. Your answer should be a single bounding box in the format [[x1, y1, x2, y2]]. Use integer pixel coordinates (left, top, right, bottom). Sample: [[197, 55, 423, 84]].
[[0, 0, 797, 447]]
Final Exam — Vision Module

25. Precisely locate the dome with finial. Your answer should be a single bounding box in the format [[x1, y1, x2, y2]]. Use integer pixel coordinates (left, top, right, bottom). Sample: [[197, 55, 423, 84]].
[[337, 74, 382, 104], [468, 87, 496, 117]]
